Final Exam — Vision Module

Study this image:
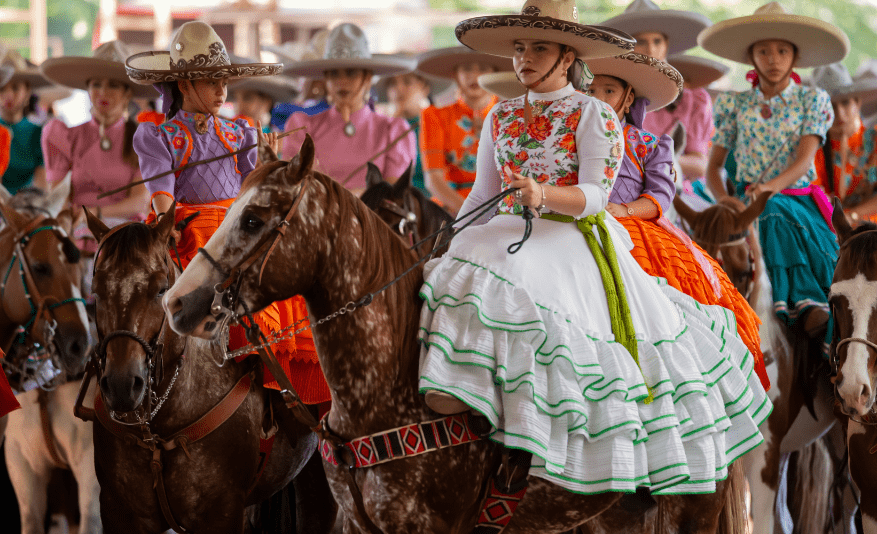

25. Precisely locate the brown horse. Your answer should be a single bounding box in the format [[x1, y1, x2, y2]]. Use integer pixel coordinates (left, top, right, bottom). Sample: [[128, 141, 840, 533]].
[[360, 162, 453, 258], [80, 209, 331, 533], [674, 193, 840, 533], [829, 199, 877, 532], [161, 135, 747, 533]]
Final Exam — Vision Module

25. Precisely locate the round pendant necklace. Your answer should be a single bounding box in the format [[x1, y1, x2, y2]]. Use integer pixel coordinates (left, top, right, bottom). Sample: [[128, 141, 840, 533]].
[[194, 113, 209, 135], [344, 122, 356, 137], [98, 123, 111, 151], [760, 103, 772, 120]]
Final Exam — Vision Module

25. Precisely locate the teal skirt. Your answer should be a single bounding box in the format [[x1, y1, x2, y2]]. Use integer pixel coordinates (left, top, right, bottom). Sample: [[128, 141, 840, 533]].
[[759, 193, 837, 328]]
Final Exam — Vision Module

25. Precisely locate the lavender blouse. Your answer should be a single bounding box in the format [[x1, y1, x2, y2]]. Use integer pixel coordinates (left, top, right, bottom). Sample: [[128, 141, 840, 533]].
[[608, 121, 675, 213], [281, 105, 416, 191], [134, 110, 257, 203], [42, 117, 141, 207]]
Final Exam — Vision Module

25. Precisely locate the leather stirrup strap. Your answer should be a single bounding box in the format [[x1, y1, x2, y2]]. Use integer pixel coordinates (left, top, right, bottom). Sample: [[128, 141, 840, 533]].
[[151, 447, 191, 533], [38, 389, 69, 470]]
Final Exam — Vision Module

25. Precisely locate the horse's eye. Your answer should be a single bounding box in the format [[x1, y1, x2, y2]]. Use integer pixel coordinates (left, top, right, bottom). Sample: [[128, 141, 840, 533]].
[[242, 213, 264, 234], [157, 286, 168, 298], [32, 263, 51, 276]]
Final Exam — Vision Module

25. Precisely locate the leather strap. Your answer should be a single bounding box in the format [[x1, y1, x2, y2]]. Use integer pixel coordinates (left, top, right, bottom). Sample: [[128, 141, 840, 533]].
[[73, 359, 97, 422], [38, 389, 69, 470], [151, 447, 191, 533]]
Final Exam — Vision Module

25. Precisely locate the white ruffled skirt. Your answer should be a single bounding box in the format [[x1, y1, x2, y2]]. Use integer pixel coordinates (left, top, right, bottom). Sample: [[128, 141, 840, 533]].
[[418, 214, 771, 495]]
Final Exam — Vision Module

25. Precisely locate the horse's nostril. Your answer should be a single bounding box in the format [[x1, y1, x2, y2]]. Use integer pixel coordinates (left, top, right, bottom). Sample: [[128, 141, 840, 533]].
[[862, 384, 872, 401], [166, 295, 183, 317], [131, 376, 145, 396]]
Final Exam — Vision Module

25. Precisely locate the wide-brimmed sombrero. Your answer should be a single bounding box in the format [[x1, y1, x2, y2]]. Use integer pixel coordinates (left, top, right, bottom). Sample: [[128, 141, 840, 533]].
[[283, 23, 414, 79], [0, 45, 50, 89], [263, 29, 330, 76], [126, 21, 282, 85], [857, 61, 877, 119], [0, 66, 12, 89], [698, 2, 849, 69], [371, 53, 454, 102], [478, 72, 525, 100], [226, 54, 299, 103], [456, 0, 634, 60], [40, 41, 158, 98], [811, 62, 877, 105], [586, 52, 682, 111], [666, 54, 729, 89], [600, 0, 711, 57], [417, 47, 513, 80]]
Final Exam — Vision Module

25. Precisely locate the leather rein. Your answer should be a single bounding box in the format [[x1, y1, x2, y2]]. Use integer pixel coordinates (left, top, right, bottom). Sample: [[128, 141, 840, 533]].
[[378, 195, 418, 247]]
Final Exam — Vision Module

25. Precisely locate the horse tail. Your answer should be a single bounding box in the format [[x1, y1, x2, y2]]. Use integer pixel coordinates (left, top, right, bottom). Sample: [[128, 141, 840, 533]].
[[717, 460, 747, 534], [791, 437, 833, 534]]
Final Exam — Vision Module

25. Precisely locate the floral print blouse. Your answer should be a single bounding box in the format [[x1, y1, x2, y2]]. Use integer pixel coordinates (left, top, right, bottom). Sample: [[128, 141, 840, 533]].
[[469, 84, 621, 218], [713, 82, 833, 193]]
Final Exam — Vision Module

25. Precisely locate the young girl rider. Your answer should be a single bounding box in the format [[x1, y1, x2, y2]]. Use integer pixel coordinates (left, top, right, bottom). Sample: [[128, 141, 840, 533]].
[[585, 52, 768, 390], [126, 22, 330, 404], [700, 2, 848, 338], [419, 0, 769, 503]]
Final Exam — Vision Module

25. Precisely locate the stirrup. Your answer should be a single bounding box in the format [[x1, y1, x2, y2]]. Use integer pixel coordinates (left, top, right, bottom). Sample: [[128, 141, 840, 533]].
[[473, 449, 532, 534], [424, 390, 469, 415]]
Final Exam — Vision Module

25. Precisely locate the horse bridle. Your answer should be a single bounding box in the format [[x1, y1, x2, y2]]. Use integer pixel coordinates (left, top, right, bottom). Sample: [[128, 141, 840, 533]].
[[90, 222, 182, 426], [378, 195, 418, 246], [0, 217, 85, 389], [697, 228, 757, 301]]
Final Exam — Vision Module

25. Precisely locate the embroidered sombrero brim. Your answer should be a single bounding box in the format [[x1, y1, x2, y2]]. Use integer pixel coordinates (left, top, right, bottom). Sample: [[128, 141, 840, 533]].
[[478, 72, 525, 100], [125, 51, 282, 85], [586, 52, 683, 111], [698, 14, 849, 68], [283, 55, 415, 79], [455, 15, 635, 60], [666, 54, 729, 89], [599, 10, 712, 56], [227, 76, 300, 103], [417, 47, 514, 80], [40, 57, 158, 98]]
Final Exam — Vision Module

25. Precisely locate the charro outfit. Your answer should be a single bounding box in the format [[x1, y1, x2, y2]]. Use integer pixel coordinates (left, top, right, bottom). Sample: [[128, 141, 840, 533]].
[[419, 0, 769, 496], [127, 22, 329, 403], [701, 2, 849, 328]]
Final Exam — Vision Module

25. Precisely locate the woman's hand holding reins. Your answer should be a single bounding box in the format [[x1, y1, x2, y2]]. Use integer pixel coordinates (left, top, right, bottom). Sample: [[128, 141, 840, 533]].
[[505, 167, 542, 209]]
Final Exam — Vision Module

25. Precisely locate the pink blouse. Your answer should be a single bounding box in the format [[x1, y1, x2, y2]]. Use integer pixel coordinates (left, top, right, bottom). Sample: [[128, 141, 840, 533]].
[[641, 87, 713, 180], [281, 105, 416, 191], [41, 117, 141, 207]]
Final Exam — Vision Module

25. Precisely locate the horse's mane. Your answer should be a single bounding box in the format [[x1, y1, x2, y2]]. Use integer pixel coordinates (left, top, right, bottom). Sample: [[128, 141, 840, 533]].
[[842, 221, 877, 271], [691, 196, 746, 244], [98, 223, 156, 265]]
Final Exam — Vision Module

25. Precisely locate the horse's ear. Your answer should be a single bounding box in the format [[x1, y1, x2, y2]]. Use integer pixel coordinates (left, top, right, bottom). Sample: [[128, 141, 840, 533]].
[[45, 175, 72, 217], [365, 162, 384, 190], [393, 163, 413, 194], [84, 207, 110, 243], [672, 195, 698, 227], [298, 134, 316, 176], [736, 191, 770, 230], [832, 196, 854, 246], [153, 203, 177, 242], [0, 196, 27, 232], [55, 208, 76, 235]]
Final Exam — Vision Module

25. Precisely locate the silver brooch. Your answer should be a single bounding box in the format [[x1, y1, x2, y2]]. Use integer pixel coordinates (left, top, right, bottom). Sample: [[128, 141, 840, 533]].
[[344, 122, 356, 137], [572, 6, 578, 20], [175, 42, 184, 52]]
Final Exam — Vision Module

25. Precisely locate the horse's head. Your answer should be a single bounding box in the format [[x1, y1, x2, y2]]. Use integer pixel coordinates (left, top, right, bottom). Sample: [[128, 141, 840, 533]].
[[164, 135, 333, 339], [830, 197, 877, 417], [674, 192, 770, 300], [87, 208, 182, 413], [0, 197, 89, 375]]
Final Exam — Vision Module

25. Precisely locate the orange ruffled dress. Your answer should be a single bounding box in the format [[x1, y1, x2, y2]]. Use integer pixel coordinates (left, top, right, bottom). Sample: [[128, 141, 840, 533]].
[[613, 123, 768, 390]]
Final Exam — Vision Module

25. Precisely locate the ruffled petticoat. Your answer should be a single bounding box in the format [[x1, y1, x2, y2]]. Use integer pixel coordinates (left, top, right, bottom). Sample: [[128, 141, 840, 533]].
[[418, 214, 771, 495]]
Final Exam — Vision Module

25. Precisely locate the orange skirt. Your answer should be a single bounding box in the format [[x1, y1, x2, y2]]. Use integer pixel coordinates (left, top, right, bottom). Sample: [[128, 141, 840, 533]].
[[150, 199, 330, 404], [618, 216, 769, 391]]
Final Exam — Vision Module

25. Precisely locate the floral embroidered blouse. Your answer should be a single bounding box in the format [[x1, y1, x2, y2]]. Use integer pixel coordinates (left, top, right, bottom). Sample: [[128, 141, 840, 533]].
[[712, 82, 833, 194], [459, 84, 623, 224], [814, 122, 877, 205]]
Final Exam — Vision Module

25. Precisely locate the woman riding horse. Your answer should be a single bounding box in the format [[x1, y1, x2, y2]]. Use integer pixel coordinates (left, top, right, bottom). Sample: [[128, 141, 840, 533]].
[[700, 1, 848, 339], [126, 22, 330, 404], [583, 52, 768, 390], [419, 0, 769, 505]]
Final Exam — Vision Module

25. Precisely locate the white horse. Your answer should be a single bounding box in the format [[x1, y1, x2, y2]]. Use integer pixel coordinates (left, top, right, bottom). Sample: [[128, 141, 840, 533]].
[[1, 181, 101, 533]]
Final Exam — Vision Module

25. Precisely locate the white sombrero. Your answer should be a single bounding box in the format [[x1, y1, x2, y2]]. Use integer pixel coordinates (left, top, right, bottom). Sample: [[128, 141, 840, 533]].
[[283, 23, 414, 79], [698, 2, 849, 69], [264, 29, 330, 76], [857, 61, 877, 118], [586, 52, 682, 111], [40, 41, 158, 98], [372, 53, 455, 102], [226, 54, 299, 103], [600, 0, 712, 56], [811, 62, 877, 105], [478, 72, 526, 100], [0, 45, 50, 89], [126, 21, 282, 85], [417, 47, 514, 80], [456, 0, 634, 60], [0, 66, 12, 89], [666, 54, 729, 89]]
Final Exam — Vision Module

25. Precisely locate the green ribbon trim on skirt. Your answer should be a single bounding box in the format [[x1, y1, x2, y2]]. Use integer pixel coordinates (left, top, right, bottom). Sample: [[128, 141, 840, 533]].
[[504, 211, 652, 403]]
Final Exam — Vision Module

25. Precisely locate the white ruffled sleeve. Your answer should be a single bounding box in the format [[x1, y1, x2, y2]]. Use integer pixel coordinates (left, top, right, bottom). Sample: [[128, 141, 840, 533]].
[[573, 99, 624, 218]]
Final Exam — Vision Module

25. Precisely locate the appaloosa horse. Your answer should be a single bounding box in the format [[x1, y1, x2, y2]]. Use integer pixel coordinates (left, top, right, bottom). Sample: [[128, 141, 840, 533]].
[[79, 208, 331, 534], [674, 194, 840, 533], [0, 196, 96, 533], [360, 162, 453, 257], [829, 199, 877, 533], [162, 135, 748, 534]]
